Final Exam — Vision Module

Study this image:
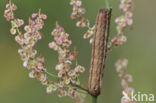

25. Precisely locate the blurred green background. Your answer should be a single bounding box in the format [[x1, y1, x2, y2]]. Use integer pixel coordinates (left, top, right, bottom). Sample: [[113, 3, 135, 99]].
[[0, 0, 156, 103]]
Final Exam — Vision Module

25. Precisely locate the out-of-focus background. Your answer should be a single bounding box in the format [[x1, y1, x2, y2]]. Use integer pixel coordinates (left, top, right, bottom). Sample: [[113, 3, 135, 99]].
[[0, 0, 156, 103]]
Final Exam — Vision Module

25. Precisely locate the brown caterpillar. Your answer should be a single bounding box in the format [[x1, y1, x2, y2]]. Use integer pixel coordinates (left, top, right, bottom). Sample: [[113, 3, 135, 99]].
[[88, 8, 111, 97]]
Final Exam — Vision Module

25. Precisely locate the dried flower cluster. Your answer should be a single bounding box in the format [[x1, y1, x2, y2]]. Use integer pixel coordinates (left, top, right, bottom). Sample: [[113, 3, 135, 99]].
[[4, 1, 16, 21], [4, 1, 24, 35], [110, 0, 134, 48], [112, 1, 136, 103], [115, 58, 136, 103], [4, 1, 49, 85], [69, 0, 95, 43], [4, 1, 87, 103], [70, 0, 87, 27], [48, 23, 86, 102]]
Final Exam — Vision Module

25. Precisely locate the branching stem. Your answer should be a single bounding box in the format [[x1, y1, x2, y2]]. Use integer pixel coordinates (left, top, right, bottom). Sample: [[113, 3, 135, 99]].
[[44, 70, 88, 93], [45, 71, 60, 79]]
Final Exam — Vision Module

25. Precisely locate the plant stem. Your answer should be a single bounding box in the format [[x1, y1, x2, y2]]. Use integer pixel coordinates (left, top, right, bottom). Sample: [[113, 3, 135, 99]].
[[108, 8, 112, 37], [70, 82, 88, 93], [45, 71, 60, 79], [105, 0, 110, 9], [44, 70, 88, 93], [92, 96, 97, 103]]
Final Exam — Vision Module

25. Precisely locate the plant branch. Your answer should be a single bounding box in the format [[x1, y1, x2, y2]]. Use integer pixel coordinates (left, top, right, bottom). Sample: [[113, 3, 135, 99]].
[[108, 8, 112, 37], [70, 82, 88, 93], [44, 70, 88, 93], [45, 71, 60, 79]]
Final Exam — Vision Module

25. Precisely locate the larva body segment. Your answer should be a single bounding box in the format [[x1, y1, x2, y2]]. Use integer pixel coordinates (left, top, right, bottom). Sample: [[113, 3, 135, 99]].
[[88, 8, 110, 97]]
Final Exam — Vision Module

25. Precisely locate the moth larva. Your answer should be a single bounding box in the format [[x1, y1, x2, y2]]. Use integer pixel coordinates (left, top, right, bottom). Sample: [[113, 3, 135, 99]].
[[88, 8, 111, 97]]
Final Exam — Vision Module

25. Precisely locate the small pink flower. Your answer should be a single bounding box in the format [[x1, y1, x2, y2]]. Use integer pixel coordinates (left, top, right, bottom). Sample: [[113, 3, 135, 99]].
[[4, 9, 14, 21], [115, 17, 120, 24], [6, 4, 9, 9], [75, 65, 85, 72], [71, 12, 77, 19], [120, 4, 127, 12], [46, 85, 53, 94], [121, 79, 127, 88], [57, 39, 63, 45], [124, 74, 133, 82], [56, 64, 64, 71], [127, 19, 133, 26], [29, 19, 36, 25], [15, 35, 24, 46], [16, 19, 24, 27], [58, 71, 66, 78], [89, 38, 93, 44], [58, 89, 67, 97], [68, 70, 76, 77], [39, 73, 47, 82], [59, 35, 64, 40], [75, 0, 82, 7], [32, 13, 37, 18], [24, 25, 31, 33], [67, 40, 72, 45], [125, 12, 133, 18], [78, 8, 86, 14], [49, 42, 57, 49], [12, 4, 17, 10], [79, 66, 85, 72], [73, 6, 78, 11], [41, 14, 47, 19], [70, 0, 76, 5], [57, 26, 63, 31], [76, 21, 85, 27], [23, 61, 28, 68], [124, 87, 133, 94], [64, 33, 69, 38], [10, 28, 16, 35], [29, 70, 35, 78], [65, 60, 72, 64]]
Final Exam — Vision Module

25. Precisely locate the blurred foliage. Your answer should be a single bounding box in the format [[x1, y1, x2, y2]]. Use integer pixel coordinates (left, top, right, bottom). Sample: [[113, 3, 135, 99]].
[[0, 0, 156, 103]]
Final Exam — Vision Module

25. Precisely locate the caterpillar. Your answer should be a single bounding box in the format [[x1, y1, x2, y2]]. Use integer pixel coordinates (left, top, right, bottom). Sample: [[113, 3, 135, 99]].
[[88, 8, 111, 97]]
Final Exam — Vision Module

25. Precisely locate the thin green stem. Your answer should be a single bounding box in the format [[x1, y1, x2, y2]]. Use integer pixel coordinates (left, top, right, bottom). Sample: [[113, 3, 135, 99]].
[[44, 70, 88, 93], [75, 88, 88, 94], [105, 0, 110, 9], [92, 96, 97, 103], [108, 8, 112, 37], [45, 71, 60, 79], [9, 0, 13, 15], [70, 82, 88, 93]]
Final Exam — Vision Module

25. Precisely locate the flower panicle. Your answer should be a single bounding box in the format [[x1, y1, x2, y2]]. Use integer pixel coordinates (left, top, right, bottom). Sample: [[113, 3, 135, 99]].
[[48, 22, 86, 102], [108, 0, 134, 49], [4, 2, 87, 102], [69, 0, 94, 44], [115, 58, 136, 103], [4, 0, 51, 91]]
